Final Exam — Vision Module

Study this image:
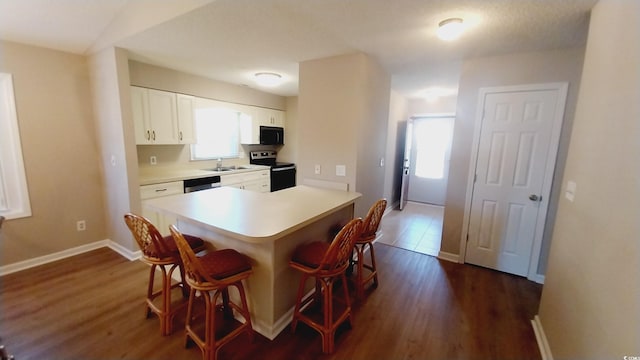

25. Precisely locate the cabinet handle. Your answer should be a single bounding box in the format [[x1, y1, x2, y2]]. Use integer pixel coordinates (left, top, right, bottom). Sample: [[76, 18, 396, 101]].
[[152, 130, 156, 140], [179, 131, 183, 141], [155, 188, 168, 193], [146, 130, 151, 140]]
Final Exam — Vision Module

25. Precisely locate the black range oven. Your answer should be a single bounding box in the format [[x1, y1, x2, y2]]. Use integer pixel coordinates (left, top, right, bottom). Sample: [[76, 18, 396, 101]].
[[249, 151, 296, 192]]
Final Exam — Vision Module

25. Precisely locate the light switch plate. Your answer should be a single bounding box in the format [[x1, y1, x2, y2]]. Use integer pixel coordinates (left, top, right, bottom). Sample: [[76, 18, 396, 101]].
[[314, 164, 321, 175], [336, 165, 346, 177], [565, 180, 576, 202]]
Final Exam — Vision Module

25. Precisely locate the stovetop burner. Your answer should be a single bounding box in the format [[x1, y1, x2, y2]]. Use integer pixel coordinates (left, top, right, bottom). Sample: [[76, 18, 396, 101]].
[[249, 151, 294, 168]]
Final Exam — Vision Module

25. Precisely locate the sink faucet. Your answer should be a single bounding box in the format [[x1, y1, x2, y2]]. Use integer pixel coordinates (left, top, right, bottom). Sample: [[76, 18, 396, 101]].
[[216, 158, 223, 170]]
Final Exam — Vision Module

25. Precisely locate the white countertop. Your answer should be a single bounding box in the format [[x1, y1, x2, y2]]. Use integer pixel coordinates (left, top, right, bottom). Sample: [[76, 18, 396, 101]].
[[138, 165, 270, 185], [143, 185, 361, 243]]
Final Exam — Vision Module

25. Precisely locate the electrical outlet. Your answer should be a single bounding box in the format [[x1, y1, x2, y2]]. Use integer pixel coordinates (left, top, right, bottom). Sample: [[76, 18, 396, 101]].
[[150, 156, 157, 165], [76, 220, 86, 231], [314, 164, 321, 175], [110, 155, 116, 167]]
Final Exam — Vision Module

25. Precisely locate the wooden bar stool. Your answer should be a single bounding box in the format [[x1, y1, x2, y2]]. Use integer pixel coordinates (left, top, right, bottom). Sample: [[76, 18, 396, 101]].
[[124, 213, 206, 335], [353, 199, 386, 300], [169, 225, 254, 360], [289, 217, 363, 354]]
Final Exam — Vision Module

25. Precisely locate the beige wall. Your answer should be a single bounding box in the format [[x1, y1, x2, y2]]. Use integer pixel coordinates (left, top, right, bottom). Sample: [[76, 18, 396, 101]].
[[538, 0, 640, 357], [355, 54, 391, 216], [298, 53, 390, 217], [88, 47, 139, 251], [441, 47, 586, 274], [129, 60, 285, 110], [407, 95, 458, 116], [0, 40, 106, 265], [383, 90, 408, 207], [278, 96, 299, 165]]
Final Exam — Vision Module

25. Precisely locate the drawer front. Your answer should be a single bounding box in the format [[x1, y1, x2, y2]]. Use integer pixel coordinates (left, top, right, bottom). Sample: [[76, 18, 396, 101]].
[[140, 181, 183, 199], [220, 170, 270, 185]]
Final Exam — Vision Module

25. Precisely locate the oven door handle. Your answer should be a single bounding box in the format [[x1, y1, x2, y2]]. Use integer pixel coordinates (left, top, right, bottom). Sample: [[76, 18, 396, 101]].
[[271, 165, 296, 172]]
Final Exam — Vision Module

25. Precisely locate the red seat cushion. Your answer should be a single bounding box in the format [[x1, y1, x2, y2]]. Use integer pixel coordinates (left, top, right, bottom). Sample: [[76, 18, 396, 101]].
[[147, 234, 205, 258], [199, 249, 252, 280], [162, 234, 205, 253], [291, 241, 329, 269]]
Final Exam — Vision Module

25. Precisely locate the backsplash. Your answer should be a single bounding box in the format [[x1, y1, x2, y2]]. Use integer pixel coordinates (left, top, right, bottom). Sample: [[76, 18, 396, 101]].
[[136, 144, 278, 170]]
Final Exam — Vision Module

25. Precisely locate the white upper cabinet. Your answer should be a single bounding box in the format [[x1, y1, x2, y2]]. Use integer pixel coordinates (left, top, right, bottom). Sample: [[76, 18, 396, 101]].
[[131, 86, 196, 145], [176, 94, 196, 144], [256, 108, 285, 127], [240, 107, 285, 144]]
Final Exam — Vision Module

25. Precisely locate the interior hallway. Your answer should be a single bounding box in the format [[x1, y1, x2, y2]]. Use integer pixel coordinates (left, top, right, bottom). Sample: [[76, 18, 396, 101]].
[[377, 201, 444, 256]]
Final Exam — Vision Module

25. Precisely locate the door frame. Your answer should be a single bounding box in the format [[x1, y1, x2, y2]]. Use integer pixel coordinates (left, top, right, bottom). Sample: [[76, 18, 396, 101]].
[[406, 113, 456, 206], [459, 83, 568, 283]]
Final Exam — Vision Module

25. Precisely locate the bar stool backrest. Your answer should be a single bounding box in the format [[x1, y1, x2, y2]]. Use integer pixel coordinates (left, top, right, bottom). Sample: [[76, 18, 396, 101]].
[[317, 217, 363, 273], [361, 199, 386, 241], [124, 213, 171, 259]]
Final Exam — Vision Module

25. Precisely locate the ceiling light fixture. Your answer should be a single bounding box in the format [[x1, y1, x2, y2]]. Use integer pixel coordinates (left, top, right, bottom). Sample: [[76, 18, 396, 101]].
[[254, 72, 283, 87], [437, 18, 464, 41]]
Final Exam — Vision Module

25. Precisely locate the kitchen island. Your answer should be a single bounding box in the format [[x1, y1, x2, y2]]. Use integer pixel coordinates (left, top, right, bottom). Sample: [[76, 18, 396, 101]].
[[143, 185, 361, 339]]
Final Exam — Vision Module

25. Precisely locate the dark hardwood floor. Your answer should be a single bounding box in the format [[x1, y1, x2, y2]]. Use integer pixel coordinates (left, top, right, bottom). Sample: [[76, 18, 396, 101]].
[[0, 244, 542, 359]]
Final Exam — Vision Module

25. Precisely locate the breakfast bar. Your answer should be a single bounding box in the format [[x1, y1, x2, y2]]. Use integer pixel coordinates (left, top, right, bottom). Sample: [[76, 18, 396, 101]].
[[143, 185, 361, 339]]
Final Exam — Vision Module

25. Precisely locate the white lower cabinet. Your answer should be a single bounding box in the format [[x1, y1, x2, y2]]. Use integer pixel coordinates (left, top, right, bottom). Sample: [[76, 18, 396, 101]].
[[140, 181, 183, 236], [220, 170, 270, 192]]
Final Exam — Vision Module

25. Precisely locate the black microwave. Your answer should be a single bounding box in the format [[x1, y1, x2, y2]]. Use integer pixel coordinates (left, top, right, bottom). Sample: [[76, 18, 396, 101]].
[[260, 126, 284, 145]]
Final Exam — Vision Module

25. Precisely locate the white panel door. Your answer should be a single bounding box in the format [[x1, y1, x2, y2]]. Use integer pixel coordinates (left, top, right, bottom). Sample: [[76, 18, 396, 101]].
[[465, 87, 564, 276]]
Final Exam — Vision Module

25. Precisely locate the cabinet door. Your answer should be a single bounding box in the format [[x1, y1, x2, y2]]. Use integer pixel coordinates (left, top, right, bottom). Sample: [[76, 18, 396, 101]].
[[176, 94, 196, 144], [239, 106, 259, 144], [131, 87, 152, 144], [265, 109, 285, 127], [140, 181, 183, 235], [147, 89, 177, 144], [242, 179, 270, 192]]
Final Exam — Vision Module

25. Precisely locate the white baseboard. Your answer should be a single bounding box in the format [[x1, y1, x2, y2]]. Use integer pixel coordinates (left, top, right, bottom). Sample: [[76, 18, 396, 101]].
[[384, 201, 398, 216], [437, 251, 460, 263], [0, 239, 140, 277], [531, 315, 553, 360], [530, 274, 545, 284], [107, 240, 141, 261]]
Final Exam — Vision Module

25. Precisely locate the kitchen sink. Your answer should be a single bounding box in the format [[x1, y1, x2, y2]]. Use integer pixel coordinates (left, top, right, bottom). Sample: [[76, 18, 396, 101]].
[[207, 167, 235, 172], [204, 165, 255, 172]]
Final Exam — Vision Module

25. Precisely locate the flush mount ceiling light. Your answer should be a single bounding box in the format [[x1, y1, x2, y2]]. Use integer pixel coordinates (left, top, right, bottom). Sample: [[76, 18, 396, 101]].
[[437, 18, 464, 41], [254, 72, 283, 87]]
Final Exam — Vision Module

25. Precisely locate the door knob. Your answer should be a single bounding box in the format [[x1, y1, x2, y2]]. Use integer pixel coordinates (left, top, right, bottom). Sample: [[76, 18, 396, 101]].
[[529, 194, 541, 201]]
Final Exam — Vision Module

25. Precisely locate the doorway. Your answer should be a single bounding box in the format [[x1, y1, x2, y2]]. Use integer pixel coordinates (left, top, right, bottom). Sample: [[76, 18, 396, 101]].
[[407, 115, 455, 206], [392, 114, 455, 256], [462, 83, 568, 279]]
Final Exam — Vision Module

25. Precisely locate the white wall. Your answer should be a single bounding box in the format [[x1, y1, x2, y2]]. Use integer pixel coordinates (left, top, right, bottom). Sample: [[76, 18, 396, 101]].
[[537, 0, 640, 357]]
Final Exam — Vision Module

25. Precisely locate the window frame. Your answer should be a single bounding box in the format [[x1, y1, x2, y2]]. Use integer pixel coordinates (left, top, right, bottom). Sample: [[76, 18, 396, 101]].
[[189, 100, 242, 161], [0, 73, 32, 219]]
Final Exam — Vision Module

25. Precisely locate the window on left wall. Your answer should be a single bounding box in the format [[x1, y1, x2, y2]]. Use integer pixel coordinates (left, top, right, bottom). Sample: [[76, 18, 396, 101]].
[[0, 73, 31, 219]]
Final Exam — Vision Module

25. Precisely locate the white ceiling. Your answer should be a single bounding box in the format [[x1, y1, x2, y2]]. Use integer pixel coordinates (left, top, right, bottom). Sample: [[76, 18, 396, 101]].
[[0, 0, 596, 99]]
